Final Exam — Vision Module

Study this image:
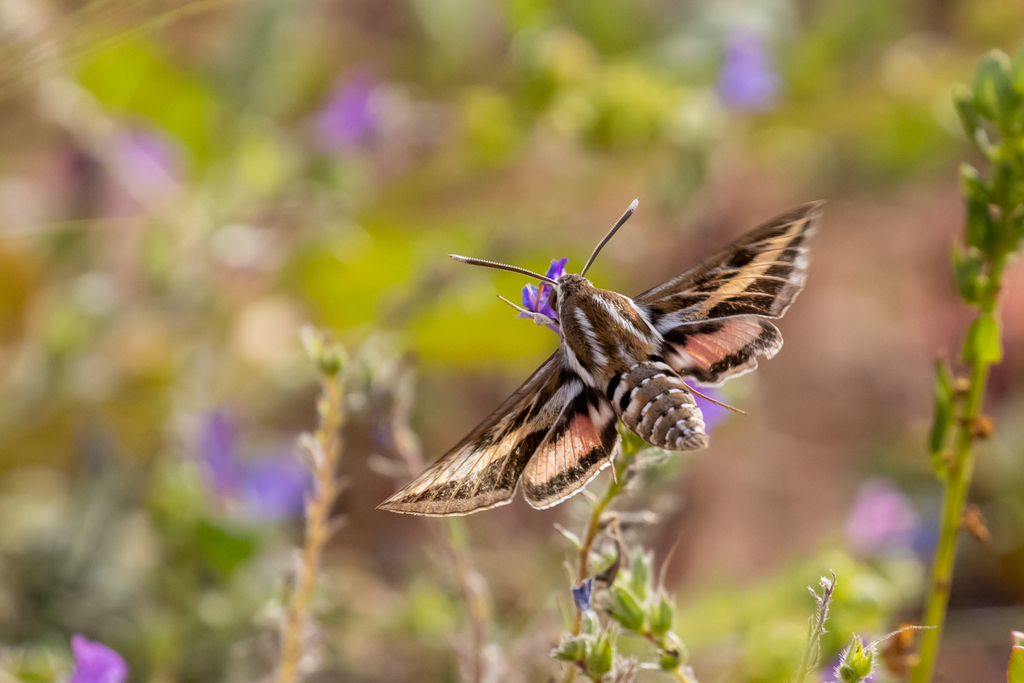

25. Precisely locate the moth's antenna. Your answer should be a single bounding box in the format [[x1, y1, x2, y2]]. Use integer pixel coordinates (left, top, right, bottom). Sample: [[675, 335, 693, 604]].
[[580, 198, 639, 277], [449, 254, 558, 286], [687, 385, 746, 416]]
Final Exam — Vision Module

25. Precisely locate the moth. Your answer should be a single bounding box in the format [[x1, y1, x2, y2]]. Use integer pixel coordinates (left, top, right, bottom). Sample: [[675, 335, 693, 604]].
[[378, 201, 822, 516]]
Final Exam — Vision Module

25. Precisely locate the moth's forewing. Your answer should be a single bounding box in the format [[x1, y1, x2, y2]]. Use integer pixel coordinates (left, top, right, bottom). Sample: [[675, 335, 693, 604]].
[[377, 351, 576, 516], [638, 202, 820, 385]]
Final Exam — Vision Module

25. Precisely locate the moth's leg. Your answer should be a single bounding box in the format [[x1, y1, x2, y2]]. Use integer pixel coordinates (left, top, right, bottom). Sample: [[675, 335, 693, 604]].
[[497, 295, 560, 330]]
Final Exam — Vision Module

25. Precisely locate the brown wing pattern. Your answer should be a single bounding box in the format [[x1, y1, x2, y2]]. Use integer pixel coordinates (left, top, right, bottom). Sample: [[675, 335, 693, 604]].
[[377, 351, 578, 516], [522, 386, 619, 510], [635, 202, 821, 328], [659, 315, 783, 386]]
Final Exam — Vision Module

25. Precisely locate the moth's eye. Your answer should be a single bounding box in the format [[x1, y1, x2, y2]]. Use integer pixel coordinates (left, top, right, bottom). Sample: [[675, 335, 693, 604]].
[[548, 289, 558, 311]]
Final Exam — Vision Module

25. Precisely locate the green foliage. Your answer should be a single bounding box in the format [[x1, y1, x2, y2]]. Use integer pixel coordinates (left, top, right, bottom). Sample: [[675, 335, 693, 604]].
[[551, 612, 619, 681], [78, 40, 219, 164], [972, 51, 1019, 125], [928, 358, 954, 479], [952, 245, 985, 304], [915, 40, 1024, 683], [1011, 646, 1024, 683]]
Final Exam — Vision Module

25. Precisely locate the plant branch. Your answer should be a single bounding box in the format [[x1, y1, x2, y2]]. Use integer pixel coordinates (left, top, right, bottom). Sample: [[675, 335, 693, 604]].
[[912, 256, 1005, 683], [276, 362, 345, 683]]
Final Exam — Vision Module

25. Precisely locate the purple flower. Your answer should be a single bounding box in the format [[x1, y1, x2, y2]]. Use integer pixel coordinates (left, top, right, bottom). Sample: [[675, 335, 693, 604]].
[[717, 31, 780, 111], [572, 577, 594, 612], [683, 382, 730, 432], [240, 458, 313, 520], [199, 411, 312, 520], [845, 478, 919, 556], [69, 635, 127, 683], [318, 73, 379, 149], [520, 257, 568, 332], [113, 130, 181, 194], [201, 412, 239, 495]]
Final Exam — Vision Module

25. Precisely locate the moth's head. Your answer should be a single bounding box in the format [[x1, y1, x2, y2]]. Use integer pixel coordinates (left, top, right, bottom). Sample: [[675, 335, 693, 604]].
[[550, 273, 592, 310]]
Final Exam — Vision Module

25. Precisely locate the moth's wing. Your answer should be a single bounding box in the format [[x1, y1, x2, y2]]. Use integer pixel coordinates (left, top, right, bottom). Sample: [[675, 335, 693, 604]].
[[377, 350, 579, 516], [634, 202, 821, 327], [522, 385, 620, 510], [658, 315, 783, 385]]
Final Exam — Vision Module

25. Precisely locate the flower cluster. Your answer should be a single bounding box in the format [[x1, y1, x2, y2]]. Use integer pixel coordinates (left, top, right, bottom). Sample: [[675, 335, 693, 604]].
[[553, 547, 693, 682]]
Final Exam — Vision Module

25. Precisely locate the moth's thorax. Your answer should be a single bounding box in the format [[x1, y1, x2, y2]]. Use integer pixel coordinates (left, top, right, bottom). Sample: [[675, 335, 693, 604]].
[[556, 274, 657, 386]]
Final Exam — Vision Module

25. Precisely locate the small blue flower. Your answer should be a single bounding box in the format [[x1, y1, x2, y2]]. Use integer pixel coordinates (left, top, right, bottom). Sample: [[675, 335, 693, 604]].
[[717, 31, 780, 111], [571, 577, 594, 612], [520, 257, 567, 332], [68, 635, 127, 683], [199, 411, 313, 520]]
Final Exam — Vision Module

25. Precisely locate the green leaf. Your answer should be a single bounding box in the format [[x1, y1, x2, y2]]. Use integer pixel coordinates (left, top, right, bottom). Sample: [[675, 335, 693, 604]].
[[552, 635, 589, 663], [1009, 646, 1024, 683], [628, 550, 652, 603], [953, 86, 984, 148], [1013, 41, 1024, 94], [959, 164, 989, 204], [964, 314, 1003, 365], [607, 585, 646, 632], [929, 358, 955, 480], [952, 245, 985, 305], [650, 592, 675, 635], [195, 519, 258, 577], [1012, 211, 1024, 247], [586, 634, 614, 677], [966, 197, 998, 254], [990, 160, 1016, 210], [973, 50, 1018, 123]]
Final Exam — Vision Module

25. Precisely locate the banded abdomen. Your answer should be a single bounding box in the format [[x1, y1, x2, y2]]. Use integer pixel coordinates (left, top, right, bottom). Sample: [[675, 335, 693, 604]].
[[607, 360, 708, 451]]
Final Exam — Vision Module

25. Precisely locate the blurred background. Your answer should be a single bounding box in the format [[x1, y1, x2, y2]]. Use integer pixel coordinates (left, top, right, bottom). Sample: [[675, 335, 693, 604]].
[[0, 0, 1023, 681]]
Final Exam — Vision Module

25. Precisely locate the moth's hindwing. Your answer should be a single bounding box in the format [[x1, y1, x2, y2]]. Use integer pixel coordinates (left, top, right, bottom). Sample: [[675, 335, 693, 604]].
[[660, 315, 782, 386], [377, 351, 583, 516], [608, 360, 707, 451], [522, 385, 619, 509]]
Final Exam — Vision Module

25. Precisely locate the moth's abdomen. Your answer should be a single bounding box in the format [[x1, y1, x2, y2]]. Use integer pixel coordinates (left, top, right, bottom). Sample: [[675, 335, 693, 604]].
[[608, 361, 708, 451]]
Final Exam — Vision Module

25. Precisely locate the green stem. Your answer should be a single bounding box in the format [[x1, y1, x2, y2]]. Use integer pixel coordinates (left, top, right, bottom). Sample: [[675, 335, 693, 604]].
[[912, 254, 1006, 683], [563, 444, 638, 683]]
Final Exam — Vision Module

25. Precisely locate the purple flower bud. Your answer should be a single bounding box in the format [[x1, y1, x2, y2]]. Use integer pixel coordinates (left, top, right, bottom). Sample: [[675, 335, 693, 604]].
[[845, 478, 919, 556], [68, 635, 127, 683], [717, 31, 780, 111], [572, 577, 594, 612], [319, 73, 380, 149]]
